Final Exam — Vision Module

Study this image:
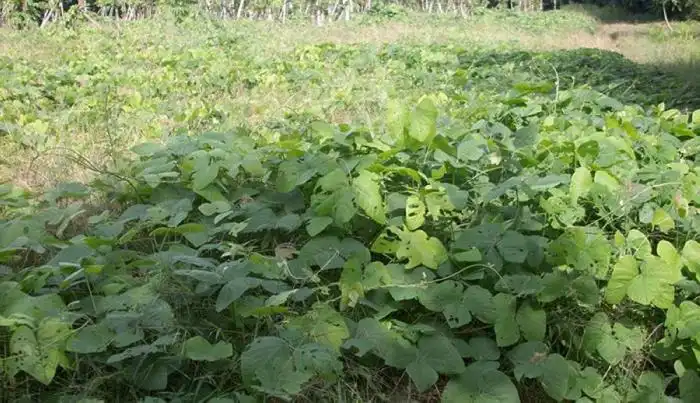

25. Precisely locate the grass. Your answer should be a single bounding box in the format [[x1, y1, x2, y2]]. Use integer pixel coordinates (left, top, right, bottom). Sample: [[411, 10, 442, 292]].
[[1, 7, 698, 190]]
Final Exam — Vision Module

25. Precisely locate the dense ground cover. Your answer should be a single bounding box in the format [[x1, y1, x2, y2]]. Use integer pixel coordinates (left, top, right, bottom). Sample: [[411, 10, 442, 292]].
[[1, 7, 700, 402]]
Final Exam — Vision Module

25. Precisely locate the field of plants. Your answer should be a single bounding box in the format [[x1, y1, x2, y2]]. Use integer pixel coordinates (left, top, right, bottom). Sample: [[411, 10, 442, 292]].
[[1, 5, 700, 403]]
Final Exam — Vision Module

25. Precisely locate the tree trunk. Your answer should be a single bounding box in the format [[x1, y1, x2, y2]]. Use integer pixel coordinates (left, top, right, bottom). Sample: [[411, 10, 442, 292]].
[[663, 1, 673, 31], [236, 0, 245, 19]]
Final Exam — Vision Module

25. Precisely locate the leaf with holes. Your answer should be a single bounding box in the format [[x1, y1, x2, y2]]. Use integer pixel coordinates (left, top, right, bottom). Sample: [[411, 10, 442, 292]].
[[405, 195, 426, 230], [396, 229, 448, 270]]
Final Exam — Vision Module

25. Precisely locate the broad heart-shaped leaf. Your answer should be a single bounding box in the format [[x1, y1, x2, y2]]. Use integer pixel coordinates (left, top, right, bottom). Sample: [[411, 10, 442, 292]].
[[680, 370, 700, 402], [183, 336, 233, 361], [66, 323, 114, 353], [287, 303, 349, 351], [406, 333, 465, 392], [605, 255, 638, 304], [306, 216, 333, 236], [408, 97, 437, 143], [405, 195, 426, 230], [494, 293, 520, 347], [352, 170, 386, 224], [457, 337, 500, 361], [657, 240, 683, 273], [396, 229, 448, 270], [216, 278, 262, 312], [547, 227, 611, 279], [442, 361, 520, 403], [516, 301, 546, 341], [579, 367, 605, 399], [240, 336, 311, 398], [496, 231, 528, 264], [682, 240, 700, 275], [570, 167, 593, 204], [7, 323, 69, 385], [651, 208, 675, 233], [464, 285, 498, 324], [626, 257, 676, 309], [665, 301, 700, 341], [192, 160, 220, 190], [630, 372, 665, 403], [418, 280, 463, 312], [540, 354, 570, 402], [508, 341, 549, 380], [343, 318, 417, 369], [581, 313, 628, 365]]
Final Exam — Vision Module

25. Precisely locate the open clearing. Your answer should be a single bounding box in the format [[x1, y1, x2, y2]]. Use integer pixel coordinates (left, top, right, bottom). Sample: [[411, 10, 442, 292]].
[[1, 5, 700, 403]]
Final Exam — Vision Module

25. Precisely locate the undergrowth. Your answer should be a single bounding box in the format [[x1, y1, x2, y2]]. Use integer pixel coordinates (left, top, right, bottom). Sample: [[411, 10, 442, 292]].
[[1, 12, 700, 403]]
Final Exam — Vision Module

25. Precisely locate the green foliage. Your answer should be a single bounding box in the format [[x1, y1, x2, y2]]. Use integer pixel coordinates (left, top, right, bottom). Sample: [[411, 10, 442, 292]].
[[1, 15, 700, 403]]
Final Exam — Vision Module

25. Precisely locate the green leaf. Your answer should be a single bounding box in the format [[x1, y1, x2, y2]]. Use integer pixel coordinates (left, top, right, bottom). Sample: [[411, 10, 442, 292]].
[[193, 161, 220, 190], [343, 318, 416, 369], [605, 255, 638, 304], [579, 367, 605, 399], [240, 336, 311, 398], [406, 360, 438, 393], [680, 370, 700, 403], [306, 216, 333, 236], [626, 258, 675, 308], [339, 259, 364, 310], [457, 138, 486, 161], [216, 278, 261, 312], [418, 280, 463, 312], [353, 170, 386, 224], [508, 341, 549, 380], [516, 301, 546, 342], [464, 286, 497, 324], [287, 303, 349, 351], [183, 336, 233, 361], [594, 170, 620, 192], [408, 97, 438, 143], [540, 354, 570, 402], [497, 231, 528, 263], [396, 229, 448, 270], [7, 325, 64, 385], [416, 333, 465, 374], [682, 240, 700, 274], [407, 333, 465, 391], [651, 208, 674, 233], [631, 372, 665, 403], [66, 324, 114, 353], [405, 195, 426, 230], [386, 99, 408, 146], [513, 124, 538, 149], [570, 167, 593, 204], [293, 343, 342, 379], [459, 337, 500, 361], [442, 361, 520, 403], [494, 293, 520, 347]]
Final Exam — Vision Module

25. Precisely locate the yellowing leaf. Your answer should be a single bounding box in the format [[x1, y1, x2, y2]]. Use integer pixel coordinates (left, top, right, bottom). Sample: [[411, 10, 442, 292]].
[[651, 208, 674, 233], [396, 229, 448, 270], [352, 170, 386, 224], [605, 255, 638, 304], [408, 97, 438, 143], [405, 195, 426, 230], [570, 167, 592, 204]]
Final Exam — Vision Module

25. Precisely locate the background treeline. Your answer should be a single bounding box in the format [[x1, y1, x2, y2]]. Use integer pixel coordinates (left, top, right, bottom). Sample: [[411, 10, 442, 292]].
[[1, 0, 698, 29]]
